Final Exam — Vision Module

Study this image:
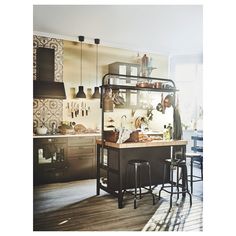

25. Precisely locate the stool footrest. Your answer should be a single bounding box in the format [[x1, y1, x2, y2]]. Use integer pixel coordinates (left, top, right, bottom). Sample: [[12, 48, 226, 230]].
[[188, 175, 203, 182], [160, 187, 189, 195]]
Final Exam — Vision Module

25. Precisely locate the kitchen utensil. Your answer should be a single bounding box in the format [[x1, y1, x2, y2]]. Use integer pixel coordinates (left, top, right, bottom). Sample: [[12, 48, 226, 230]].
[[161, 93, 165, 114], [67, 102, 70, 116], [156, 103, 163, 112], [51, 122, 57, 134], [103, 88, 114, 112], [154, 82, 162, 88], [75, 103, 80, 116], [71, 102, 74, 118], [136, 81, 149, 88], [80, 102, 84, 116], [113, 90, 125, 106], [85, 103, 88, 116]]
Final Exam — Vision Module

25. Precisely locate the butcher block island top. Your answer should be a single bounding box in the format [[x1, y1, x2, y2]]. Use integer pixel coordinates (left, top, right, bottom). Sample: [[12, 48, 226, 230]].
[[96, 139, 187, 149]]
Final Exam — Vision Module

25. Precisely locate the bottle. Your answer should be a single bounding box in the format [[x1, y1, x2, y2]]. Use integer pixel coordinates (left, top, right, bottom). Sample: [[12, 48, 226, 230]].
[[141, 54, 149, 76], [163, 125, 166, 140], [163, 125, 170, 141], [167, 123, 173, 140], [51, 122, 57, 135]]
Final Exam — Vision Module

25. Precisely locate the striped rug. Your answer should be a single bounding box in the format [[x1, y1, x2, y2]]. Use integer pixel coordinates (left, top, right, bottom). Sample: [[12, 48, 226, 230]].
[[142, 193, 203, 231]]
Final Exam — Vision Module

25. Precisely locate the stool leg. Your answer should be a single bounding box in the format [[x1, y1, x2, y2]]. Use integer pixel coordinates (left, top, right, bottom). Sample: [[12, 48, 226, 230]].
[[190, 159, 193, 194], [176, 166, 180, 201], [134, 164, 138, 209], [147, 163, 155, 205], [201, 159, 203, 180], [183, 165, 192, 206], [123, 164, 129, 197], [158, 163, 166, 200], [170, 166, 173, 208], [138, 166, 142, 199]]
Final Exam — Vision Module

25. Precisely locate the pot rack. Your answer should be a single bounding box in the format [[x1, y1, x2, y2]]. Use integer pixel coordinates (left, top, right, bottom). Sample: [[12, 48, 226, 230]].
[[100, 73, 178, 138], [97, 73, 179, 197]]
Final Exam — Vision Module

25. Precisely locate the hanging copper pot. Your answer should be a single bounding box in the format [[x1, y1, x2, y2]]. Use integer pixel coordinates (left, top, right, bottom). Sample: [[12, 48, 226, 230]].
[[154, 82, 162, 88]]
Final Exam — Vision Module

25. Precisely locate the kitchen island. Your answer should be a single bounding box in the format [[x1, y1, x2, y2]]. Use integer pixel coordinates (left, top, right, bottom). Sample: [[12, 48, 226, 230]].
[[96, 139, 187, 208]]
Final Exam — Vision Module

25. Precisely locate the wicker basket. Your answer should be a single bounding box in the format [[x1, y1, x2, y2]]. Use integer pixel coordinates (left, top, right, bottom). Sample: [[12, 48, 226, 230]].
[[103, 130, 139, 143]]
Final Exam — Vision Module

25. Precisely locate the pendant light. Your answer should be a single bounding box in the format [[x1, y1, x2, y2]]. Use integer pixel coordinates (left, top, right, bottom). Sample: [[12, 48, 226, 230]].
[[92, 38, 101, 99], [76, 35, 86, 98]]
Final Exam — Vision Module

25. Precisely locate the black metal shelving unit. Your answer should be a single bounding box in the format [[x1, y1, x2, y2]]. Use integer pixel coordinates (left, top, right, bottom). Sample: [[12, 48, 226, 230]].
[[102, 84, 178, 93], [96, 73, 179, 207]]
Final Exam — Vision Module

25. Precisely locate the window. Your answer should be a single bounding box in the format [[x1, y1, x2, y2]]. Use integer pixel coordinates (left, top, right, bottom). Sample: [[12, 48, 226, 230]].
[[170, 55, 203, 130]]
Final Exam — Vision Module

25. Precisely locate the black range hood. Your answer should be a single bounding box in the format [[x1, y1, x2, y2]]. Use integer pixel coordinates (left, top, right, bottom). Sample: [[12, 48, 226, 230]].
[[33, 80, 66, 99], [33, 47, 66, 99]]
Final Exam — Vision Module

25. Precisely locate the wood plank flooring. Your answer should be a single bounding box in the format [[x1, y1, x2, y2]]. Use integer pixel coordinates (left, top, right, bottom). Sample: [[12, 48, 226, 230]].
[[34, 174, 203, 231], [34, 181, 159, 231]]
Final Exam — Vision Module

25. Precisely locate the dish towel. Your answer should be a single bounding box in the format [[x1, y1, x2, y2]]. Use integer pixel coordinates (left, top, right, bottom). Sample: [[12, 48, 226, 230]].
[[116, 128, 132, 144], [173, 107, 183, 140]]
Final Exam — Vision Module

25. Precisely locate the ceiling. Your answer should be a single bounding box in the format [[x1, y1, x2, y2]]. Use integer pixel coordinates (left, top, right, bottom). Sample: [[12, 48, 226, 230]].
[[33, 5, 202, 56]]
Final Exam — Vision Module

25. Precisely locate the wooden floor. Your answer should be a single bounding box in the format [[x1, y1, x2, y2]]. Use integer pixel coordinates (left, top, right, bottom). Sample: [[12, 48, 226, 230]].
[[34, 163, 203, 231]]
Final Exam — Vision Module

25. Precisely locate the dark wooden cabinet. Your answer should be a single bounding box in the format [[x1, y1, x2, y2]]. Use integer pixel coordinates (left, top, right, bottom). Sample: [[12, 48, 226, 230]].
[[67, 137, 96, 180], [33, 136, 99, 185]]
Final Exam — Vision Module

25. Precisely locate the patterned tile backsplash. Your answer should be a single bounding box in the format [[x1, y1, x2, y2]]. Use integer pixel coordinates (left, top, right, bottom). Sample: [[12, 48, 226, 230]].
[[33, 35, 64, 132], [33, 35, 63, 82], [33, 99, 63, 131]]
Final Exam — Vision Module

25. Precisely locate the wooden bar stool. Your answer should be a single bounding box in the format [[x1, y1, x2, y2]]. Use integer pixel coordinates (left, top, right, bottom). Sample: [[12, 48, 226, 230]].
[[123, 159, 155, 209], [185, 152, 203, 194], [158, 157, 192, 209]]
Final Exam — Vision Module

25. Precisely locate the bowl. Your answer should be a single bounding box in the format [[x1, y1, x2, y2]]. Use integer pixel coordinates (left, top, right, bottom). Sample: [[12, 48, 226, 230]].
[[36, 127, 48, 135]]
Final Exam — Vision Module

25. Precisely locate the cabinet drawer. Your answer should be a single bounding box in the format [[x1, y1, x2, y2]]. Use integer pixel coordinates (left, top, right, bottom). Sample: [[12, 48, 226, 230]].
[[68, 137, 95, 146], [68, 146, 95, 159], [34, 138, 68, 144]]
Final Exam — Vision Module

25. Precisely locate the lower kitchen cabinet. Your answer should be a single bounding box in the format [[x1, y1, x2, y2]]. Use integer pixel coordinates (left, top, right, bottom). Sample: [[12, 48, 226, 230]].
[[67, 137, 96, 180], [33, 136, 99, 185]]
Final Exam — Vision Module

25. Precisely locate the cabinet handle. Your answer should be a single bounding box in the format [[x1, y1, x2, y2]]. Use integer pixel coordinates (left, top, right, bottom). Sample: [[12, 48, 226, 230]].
[[69, 155, 94, 160], [78, 156, 94, 160]]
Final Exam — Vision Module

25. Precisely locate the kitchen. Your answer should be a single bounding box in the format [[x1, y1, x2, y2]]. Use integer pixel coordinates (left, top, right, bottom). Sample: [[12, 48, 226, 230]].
[[32, 4, 203, 232]]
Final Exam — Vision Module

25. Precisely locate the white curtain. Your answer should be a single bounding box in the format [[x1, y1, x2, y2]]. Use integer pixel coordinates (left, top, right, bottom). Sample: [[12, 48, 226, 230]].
[[169, 54, 203, 130]]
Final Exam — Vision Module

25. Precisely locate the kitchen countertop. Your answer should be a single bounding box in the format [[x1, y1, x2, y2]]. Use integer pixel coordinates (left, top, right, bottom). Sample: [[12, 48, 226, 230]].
[[33, 132, 101, 138], [96, 139, 187, 149]]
